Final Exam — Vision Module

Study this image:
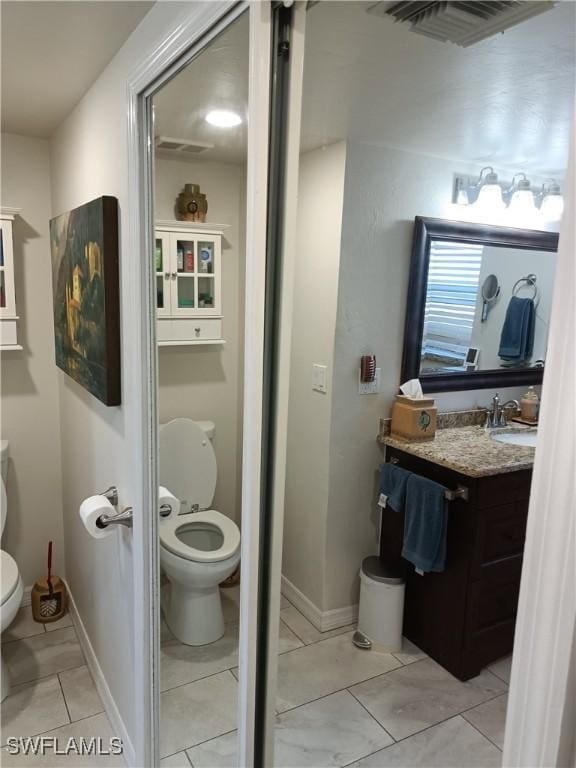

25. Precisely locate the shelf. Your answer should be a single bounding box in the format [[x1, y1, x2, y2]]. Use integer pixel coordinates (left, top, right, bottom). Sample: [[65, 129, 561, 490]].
[[156, 220, 230, 234], [1, 344, 23, 351], [158, 339, 226, 347]]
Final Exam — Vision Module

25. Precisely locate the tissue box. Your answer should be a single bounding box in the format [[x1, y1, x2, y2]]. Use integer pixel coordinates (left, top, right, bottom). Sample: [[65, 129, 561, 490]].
[[391, 395, 437, 441]]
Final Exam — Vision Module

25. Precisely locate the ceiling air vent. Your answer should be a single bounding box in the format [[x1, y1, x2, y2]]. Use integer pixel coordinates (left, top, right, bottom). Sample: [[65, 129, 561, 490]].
[[154, 136, 214, 155], [366, 1, 556, 47]]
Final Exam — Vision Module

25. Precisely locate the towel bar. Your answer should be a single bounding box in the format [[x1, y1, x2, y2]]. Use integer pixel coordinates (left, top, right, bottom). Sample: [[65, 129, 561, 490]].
[[385, 457, 469, 502]]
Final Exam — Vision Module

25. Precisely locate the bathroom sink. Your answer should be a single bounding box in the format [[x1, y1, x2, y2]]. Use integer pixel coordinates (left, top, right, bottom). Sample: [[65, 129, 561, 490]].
[[491, 431, 537, 448]]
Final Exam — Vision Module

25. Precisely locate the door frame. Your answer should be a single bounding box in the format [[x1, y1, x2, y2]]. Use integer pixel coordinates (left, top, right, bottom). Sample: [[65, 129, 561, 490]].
[[125, 3, 272, 764]]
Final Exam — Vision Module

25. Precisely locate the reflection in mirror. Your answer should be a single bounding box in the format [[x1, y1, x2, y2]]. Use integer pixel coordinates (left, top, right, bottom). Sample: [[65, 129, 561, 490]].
[[151, 11, 248, 761], [402, 218, 558, 391], [421, 242, 556, 374]]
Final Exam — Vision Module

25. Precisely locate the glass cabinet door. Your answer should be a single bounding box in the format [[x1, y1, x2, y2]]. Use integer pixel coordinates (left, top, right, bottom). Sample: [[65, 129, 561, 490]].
[[167, 233, 221, 316], [155, 232, 171, 316]]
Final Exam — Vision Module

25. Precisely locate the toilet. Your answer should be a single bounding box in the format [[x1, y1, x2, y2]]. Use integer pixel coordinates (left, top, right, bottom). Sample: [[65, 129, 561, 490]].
[[1, 441, 24, 702], [159, 419, 241, 646]]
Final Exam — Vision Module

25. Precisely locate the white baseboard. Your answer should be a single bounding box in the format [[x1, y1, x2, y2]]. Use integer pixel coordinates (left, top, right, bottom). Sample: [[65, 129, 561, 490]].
[[281, 575, 358, 632], [66, 585, 135, 767]]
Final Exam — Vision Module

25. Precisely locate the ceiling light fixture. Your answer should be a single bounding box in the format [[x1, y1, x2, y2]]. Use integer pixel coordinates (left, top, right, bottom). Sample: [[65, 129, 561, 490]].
[[205, 110, 242, 128]]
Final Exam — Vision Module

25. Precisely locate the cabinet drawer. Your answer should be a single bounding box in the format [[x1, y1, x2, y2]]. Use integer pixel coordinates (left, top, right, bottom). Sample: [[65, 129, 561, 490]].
[[157, 318, 222, 343], [473, 501, 528, 574], [466, 556, 522, 635]]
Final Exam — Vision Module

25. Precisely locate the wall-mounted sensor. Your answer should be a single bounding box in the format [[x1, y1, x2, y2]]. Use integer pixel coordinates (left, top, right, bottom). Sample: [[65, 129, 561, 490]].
[[360, 355, 376, 383]]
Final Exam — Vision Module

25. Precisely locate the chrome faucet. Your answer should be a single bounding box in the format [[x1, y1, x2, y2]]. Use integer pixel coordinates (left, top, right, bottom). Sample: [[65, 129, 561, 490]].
[[484, 394, 520, 428]]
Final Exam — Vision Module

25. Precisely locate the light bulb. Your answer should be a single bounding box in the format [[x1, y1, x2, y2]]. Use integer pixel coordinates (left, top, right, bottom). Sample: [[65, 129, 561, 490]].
[[474, 183, 506, 210], [540, 192, 564, 223], [508, 188, 539, 227], [205, 110, 242, 128]]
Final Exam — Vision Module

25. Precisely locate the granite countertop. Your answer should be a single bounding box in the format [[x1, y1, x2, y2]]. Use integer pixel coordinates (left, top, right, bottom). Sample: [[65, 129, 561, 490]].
[[382, 425, 536, 478]]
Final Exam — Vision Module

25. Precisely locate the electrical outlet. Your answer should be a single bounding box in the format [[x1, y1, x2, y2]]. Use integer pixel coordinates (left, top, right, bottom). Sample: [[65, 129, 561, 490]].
[[359, 367, 381, 395], [312, 363, 328, 394]]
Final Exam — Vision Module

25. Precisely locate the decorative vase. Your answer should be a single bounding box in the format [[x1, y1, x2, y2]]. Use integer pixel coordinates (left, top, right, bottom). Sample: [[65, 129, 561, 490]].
[[176, 183, 208, 222]]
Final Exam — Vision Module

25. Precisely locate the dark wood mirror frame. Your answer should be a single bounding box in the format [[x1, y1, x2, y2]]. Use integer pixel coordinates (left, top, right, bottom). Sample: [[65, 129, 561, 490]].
[[401, 216, 559, 393]]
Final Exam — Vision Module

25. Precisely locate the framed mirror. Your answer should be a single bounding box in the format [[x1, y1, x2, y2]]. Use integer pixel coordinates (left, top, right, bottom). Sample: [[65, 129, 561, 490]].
[[401, 217, 559, 392]]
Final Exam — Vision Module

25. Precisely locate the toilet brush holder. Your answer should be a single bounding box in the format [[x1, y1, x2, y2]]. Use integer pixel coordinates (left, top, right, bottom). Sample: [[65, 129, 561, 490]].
[[31, 542, 68, 624]]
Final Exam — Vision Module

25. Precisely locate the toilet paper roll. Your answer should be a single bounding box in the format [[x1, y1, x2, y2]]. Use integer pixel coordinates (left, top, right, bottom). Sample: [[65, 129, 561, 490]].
[[79, 495, 116, 540], [159, 486, 180, 518]]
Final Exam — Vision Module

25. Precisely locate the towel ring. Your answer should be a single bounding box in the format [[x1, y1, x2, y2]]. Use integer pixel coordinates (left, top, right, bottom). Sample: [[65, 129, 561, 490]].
[[512, 274, 539, 304]]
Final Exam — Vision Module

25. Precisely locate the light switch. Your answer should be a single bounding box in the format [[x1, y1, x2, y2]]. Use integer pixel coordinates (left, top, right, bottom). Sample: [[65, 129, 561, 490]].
[[359, 367, 381, 394], [312, 363, 328, 394]]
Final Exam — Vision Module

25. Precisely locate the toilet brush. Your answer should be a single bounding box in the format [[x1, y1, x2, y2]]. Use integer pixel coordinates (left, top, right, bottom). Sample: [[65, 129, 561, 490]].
[[31, 542, 68, 623]]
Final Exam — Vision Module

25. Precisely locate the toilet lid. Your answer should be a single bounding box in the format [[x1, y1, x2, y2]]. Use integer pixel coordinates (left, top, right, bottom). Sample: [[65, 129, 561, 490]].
[[159, 419, 217, 512], [160, 510, 240, 563], [1, 550, 20, 606]]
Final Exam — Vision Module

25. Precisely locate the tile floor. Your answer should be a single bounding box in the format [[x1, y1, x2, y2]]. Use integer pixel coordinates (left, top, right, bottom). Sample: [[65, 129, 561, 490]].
[[160, 586, 511, 767], [0, 609, 122, 766], [1, 590, 512, 767]]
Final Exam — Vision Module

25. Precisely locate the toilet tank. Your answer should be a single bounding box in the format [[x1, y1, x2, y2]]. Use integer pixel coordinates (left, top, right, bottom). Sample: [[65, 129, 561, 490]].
[[195, 421, 215, 441]]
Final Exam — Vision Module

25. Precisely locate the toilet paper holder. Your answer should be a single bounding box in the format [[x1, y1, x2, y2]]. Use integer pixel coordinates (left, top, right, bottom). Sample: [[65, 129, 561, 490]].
[[96, 505, 133, 530], [94, 486, 133, 529]]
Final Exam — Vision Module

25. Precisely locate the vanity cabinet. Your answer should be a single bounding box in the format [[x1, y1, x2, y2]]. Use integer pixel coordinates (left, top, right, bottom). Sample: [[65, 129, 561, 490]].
[[381, 448, 531, 680], [155, 221, 227, 346]]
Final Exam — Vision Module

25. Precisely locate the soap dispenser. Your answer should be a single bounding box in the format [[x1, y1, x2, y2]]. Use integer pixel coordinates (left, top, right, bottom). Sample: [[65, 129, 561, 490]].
[[520, 386, 539, 423]]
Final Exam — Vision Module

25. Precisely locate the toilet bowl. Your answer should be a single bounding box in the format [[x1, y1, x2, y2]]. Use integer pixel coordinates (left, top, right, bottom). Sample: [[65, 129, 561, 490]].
[[1, 440, 24, 701], [159, 419, 241, 646]]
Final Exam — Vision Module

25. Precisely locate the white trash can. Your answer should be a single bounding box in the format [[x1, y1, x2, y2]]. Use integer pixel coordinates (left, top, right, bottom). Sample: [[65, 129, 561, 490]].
[[353, 556, 405, 653]]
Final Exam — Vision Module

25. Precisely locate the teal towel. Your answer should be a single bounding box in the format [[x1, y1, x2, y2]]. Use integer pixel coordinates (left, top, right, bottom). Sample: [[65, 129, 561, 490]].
[[379, 463, 411, 512], [402, 475, 447, 573], [498, 296, 535, 362]]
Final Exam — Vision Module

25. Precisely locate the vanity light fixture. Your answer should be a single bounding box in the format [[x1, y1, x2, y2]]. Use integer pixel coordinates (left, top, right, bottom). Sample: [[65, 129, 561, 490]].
[[473, 167, 506, 211], [539, 180, 565, 223], [506, 174, 539, 225], [453, 170, 564, 225], [205, 109, 242, 128]]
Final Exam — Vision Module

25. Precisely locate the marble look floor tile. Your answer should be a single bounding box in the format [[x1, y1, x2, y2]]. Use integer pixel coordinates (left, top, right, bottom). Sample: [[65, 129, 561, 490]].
[[349, 658, 507, 741], [280, 594, 290, 609], [43, 614, 73, 632], [0, 713, 123, 766], [488, 655, 512, 684], [161, 751, 193, 767], [0, 676, 69, 745], [278, 620, 304, 654], [3, 608, 44, 642], [160, 671, 238, 757], [280, 605, 353, 646], [161, 617, 177, 645], [161, 623, 239, 692], [274, 690, 393, 767], [59, 665, 104, 721], [275, 632, 402, 713], [3, 627, 85, 686], [186, 731, 237, 768], [391, 638, 427, 666], [462, 693, 508, 749], [346, 715, 502, 767], [188, 691, 393, 768]]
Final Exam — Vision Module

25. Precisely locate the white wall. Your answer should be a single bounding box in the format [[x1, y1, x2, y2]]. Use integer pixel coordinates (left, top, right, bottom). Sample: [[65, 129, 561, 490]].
[[1, 133, 65, 586], [282, 142, 346, 609], [470, 246, 556, 370], [155, 156, 245, 522], [47, 2, 209, 750]]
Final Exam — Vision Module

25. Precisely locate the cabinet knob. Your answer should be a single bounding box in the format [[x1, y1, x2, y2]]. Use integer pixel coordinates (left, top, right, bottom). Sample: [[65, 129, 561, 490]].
[[195, 327, 201, 336], [164, 272, 170, 279], [171, 272, 177, 279]]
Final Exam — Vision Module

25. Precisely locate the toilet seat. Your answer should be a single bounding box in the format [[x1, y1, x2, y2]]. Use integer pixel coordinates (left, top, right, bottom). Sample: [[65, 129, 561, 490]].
[[1, 551, 20, 607], [160, 510, 240, 564]]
